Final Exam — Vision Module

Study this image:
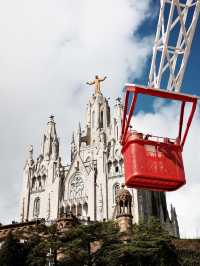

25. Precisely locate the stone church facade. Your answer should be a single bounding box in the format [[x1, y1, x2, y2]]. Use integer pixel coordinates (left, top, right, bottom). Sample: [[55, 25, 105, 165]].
[[20, 84, 179, 237]]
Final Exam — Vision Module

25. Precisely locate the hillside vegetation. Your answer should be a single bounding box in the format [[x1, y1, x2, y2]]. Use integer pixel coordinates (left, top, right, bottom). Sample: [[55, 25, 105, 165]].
[[0, 218, 199, 266]]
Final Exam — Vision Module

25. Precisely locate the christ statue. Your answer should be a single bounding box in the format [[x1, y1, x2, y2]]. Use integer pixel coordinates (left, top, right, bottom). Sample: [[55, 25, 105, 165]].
[[86, 75, 107, 94]]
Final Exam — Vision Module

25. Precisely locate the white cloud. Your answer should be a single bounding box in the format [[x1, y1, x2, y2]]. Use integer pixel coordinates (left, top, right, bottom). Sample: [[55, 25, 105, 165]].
[[132, 101, 200, 237], [0, 1, 153, 223]]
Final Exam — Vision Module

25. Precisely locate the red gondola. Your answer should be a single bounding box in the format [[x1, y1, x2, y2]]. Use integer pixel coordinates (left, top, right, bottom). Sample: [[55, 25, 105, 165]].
[[121, 84, 198, 192]]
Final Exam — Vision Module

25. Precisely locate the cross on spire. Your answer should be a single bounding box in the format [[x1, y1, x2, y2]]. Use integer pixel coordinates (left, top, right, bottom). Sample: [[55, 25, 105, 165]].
[[49, 115, 54, 122]]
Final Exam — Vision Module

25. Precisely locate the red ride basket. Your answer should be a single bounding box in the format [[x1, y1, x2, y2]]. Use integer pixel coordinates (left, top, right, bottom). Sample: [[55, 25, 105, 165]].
[[121, 84, 198, 192]]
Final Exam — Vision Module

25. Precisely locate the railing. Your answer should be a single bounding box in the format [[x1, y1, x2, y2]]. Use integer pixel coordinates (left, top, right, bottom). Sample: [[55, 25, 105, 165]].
[[127, 130, 177, 144]]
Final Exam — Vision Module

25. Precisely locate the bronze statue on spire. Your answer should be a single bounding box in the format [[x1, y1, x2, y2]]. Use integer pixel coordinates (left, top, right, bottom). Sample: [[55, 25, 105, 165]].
[[86, 75, 107, 94]]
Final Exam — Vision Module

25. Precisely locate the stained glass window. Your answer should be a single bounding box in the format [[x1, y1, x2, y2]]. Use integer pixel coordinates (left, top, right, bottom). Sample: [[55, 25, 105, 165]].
[[69, 175, 84, 199]]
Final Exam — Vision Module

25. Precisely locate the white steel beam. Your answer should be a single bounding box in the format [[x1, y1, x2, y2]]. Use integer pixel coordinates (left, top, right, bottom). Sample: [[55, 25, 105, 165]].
[[148, 0, 200, 91]]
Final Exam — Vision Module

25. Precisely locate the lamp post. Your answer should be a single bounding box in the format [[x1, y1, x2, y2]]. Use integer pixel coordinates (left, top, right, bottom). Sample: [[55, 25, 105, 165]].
[[46, 248, 55, 266]]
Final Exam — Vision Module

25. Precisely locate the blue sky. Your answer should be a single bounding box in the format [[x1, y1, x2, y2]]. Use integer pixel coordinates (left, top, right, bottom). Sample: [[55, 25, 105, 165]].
[[127, 0, 200, 117], [134, 0, 200, 95], [184, 17, 200, 95]]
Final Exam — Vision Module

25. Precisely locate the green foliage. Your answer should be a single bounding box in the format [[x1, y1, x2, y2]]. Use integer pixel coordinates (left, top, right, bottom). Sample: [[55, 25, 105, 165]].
[[1, 219, 200, 266], [59, 221, 120, 266], [91, 218, 180, 266], [25, 233, 47, 266], [132, 217, 172, 242], [0, 232, 28, 266], [125, 218, 180, 266], [57, 219, 179, 266], [35, 223, 48, 234], [177, 249, 200, 266]]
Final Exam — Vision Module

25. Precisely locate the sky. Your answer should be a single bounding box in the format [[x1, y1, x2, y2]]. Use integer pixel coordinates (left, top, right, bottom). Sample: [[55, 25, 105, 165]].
[[0, 0, 199, 238]]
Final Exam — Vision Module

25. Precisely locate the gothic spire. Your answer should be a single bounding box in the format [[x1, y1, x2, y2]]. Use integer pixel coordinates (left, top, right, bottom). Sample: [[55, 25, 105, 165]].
[[78, 122, 81, 135], [71, 131, 75, 144], [77, 122, 82, 153], [170, 204, 180, 237], [42, 115, 59, 161], [28, 145, 33, 160], [170, 204, 177, 220], [27, 145, 34, 166], [52, 136, 59, 161], [47, 115, 58, 140], [70, 131, 76, 162]]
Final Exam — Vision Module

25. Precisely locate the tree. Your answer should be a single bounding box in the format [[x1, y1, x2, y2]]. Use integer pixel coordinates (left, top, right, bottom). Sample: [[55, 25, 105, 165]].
[[0, 219, 182, 266], [0, 232, 27, 266], [90, 218, 180, 266], [59, 221, 120, 266], [25, 233, 47, 266]]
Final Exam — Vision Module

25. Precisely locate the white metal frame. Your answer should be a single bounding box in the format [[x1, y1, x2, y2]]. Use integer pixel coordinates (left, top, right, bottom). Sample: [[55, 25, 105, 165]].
[[149, 0, 200, 91]]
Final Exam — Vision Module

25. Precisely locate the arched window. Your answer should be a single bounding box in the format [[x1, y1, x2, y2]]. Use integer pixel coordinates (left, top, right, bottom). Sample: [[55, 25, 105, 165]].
[[32, 177, 36, 190], [38, 176, 42, 189], [83, 202, 88, 217], [71, 204, 76, 216], [85, 156, 91, 162], [115, 166, 119, 173], [60, 206, 64, 217], [108, 161, 112, 174], [114, 160, 119, 173], [107, 142, 111, 158], [113, 183, 120, 204], [77, 203, 82, 217], [107, 106, 111, 126], [69, 174, 84, 200], [66, 205, 70, 214], [42, 175, 46, 187], [100, 110, 103, 128], [33, 197, 40, 218]]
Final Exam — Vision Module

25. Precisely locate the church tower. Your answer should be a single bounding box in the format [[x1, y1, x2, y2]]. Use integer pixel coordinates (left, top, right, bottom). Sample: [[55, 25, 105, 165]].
[[60, 76, 179, 236], [20, 116, 64, 222], [62, 77, 112, 221]]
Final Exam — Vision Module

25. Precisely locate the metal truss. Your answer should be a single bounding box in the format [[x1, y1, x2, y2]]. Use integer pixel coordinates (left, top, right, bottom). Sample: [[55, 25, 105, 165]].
[[148, 0, 200, 91]]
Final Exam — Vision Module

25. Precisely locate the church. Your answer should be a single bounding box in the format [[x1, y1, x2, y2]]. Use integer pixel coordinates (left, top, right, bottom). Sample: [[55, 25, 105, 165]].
[[19, 76, 179, 237]]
